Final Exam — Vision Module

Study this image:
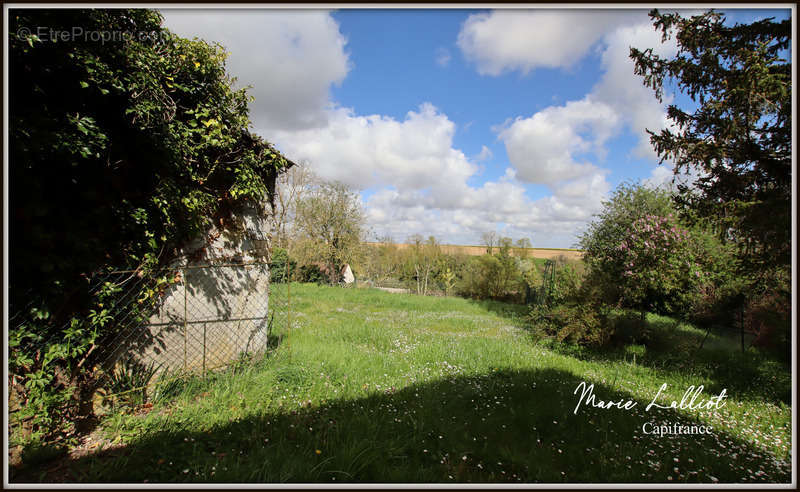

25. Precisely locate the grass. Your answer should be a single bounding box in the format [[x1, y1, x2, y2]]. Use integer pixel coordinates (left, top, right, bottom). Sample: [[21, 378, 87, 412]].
[[11, 283, 792, 483]]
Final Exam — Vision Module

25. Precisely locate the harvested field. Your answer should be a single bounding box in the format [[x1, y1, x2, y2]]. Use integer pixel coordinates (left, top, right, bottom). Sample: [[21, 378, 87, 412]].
[[365, 242, 584, 260]]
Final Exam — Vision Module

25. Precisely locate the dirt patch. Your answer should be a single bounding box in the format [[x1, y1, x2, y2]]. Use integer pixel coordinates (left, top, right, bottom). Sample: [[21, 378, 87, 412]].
[[375, 287, 411, 294]]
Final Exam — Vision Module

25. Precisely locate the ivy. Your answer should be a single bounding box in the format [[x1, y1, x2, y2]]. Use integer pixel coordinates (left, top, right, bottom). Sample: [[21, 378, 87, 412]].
[[9, 9, 292, 441]]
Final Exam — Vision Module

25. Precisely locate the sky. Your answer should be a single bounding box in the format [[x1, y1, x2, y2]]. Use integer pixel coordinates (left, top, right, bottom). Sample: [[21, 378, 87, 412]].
[[160, 7, 792, 248]]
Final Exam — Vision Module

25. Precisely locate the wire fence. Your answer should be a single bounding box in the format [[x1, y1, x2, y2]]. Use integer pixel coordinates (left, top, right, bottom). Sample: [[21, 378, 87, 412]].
[[9, 261, 291, 418], [99, 262, 287, 375]]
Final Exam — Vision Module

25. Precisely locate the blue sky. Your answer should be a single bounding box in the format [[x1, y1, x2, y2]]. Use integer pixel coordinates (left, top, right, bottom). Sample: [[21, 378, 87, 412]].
[[162, 7, 792, 248]]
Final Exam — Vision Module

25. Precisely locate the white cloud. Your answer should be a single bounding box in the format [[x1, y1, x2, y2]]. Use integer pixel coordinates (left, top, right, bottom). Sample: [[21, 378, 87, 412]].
[[435, 47, 452, 67], [363, 168, 609, 247], [498, 97, 619, 184], [160, 9, 350, 132], [265, 103, 477, 192], [483, 11, 681, 195], [159, 9, 681, 247], [476, 145, 493, 161], [266, 99, 609, 247], [590, 22, 679, 159], [457, 9, 643, 75]]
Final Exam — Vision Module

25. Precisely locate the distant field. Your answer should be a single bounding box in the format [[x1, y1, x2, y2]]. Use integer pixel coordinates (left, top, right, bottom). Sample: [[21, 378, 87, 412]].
[[365, 242, 585, 260]]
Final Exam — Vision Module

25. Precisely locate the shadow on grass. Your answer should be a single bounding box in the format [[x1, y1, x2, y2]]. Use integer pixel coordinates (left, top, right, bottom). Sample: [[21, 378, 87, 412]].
[[12, 368, 790, 484], [540, 318, 791, 406]]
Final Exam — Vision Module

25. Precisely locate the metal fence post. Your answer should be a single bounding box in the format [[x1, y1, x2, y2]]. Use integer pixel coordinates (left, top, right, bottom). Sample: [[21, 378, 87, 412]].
[[287, 251, 292, 356], [183, 266, 188, 372]]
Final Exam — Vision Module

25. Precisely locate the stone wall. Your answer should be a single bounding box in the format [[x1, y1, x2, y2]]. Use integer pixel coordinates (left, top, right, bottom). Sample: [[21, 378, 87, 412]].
[[108, 201, 274, 374]]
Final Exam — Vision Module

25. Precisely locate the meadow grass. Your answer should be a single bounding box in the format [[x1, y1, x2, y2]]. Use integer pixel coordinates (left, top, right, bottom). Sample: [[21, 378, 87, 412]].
[[13, 283, 791, 483]]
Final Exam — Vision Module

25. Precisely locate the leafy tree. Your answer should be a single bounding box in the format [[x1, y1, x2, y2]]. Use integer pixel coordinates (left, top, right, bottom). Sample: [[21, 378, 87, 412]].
[[402, 235, 442, 295], [580, 182, 741, 319], [495, 238, 521, 296], [630, 9, 791, 276], [293, 180, 365, 284], [269, 247, 295, 283], [579, 182, 674, 301], [9, 9, 291, 438], [615, 213, 704, 316]]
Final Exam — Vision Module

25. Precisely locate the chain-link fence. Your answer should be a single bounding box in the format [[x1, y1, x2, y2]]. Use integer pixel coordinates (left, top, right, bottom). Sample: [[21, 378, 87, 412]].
[[9, 261, 290, 417], [94, 262, 288, 378]]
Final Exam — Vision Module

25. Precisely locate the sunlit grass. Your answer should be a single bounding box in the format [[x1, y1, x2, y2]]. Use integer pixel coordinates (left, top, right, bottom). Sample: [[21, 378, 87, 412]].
[[13, 283, 791, 483]]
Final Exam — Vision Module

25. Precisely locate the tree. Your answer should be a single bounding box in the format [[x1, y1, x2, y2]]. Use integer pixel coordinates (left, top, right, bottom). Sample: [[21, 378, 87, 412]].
[[495, 238, 520, 296], [270, 163, 314, 251], [293, 180, 365, 284], [580, 182, 737, 320], [579, 182, 674, 290], [630, 9, 791, 277], [9, 9, 291, 437], [615, 213, 704, 317], [515, 237, 532, 258], [403, 235, 442, 295], [481, 231, 497, 255]]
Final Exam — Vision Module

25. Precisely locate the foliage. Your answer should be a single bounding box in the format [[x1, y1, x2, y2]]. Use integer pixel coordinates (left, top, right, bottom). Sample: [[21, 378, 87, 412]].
[[9, 9, 291, 440], [746, 284, 791, 361], [458, 247, 527, 301], [362, 239, 402, 286], [296, 263, 328, 284], [293, 180, 365, 284], [547, 263, 580, 307], [533, 303, 614, 347], [630, 9, 791, 277], [440, 267, 457, 296], [615, 213, 704, 315], [401, 235, 443, 295], [269, 247, 295, 283], [579, 182, 737, 319], [515, 237, 532, 258], [102, 360, 163, 408], [579, 182, 674, 291]]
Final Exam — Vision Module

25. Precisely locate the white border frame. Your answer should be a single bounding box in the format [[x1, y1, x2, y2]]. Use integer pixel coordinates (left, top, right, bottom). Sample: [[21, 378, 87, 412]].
[[3, 3, 796, 490]]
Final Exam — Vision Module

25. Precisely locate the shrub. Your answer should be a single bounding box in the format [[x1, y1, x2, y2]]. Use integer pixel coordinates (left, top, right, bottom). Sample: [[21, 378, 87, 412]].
[[533, 303, 613, 347], [458, 252, 523, 301], [269, 247, 295, 283], [615, 213, 705, 316], [296, 263, 327, 284]]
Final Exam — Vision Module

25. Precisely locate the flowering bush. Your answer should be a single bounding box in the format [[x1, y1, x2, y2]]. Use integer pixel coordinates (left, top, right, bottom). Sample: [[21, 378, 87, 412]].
[[615, 214, 703, 315]]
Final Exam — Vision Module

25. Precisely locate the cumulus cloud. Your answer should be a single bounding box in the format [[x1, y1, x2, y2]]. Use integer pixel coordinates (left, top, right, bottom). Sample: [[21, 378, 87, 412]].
[[497, 97, 619, 184], [590, 21, 679, 158], [264, 103, 477, 193], [159, 9, 678, 247], [266, 98, 609, 246], [160, 9, 350, 131], [363, 167, 609, 247], [457, 9, 642, 75], [477, 10, 681, 193]]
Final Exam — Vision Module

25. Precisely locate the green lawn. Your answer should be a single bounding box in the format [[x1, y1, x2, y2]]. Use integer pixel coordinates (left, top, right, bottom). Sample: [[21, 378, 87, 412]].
[[13, 283, 792, 483]]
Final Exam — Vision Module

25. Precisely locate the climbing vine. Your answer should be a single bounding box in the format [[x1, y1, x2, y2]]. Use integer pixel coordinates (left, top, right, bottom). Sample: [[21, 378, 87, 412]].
[[9, 9, 291, 441]]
